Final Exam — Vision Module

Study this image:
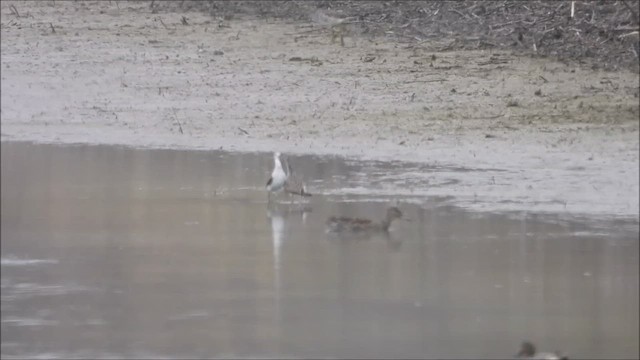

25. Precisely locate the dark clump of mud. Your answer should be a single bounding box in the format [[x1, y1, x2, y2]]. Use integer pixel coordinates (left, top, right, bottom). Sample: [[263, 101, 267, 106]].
[[151, 0, 639, 71]]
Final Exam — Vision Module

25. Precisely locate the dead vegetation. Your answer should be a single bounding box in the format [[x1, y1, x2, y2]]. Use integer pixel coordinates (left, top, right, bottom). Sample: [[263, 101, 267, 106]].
[[149, 0, 640, 71]]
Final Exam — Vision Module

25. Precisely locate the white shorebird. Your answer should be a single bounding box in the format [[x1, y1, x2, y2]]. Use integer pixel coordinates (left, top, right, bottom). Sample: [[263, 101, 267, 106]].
[[266, 152, 287, 202], [266, 152, 311, 203]]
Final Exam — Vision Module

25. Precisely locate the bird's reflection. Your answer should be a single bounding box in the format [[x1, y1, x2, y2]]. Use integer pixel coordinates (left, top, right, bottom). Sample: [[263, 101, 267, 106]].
[[267, 204, 313, 271], [267, 204, 313, 331], [382, 232, 403, 251], [269, 211, 285, 270], [325, 227, 403, 251]]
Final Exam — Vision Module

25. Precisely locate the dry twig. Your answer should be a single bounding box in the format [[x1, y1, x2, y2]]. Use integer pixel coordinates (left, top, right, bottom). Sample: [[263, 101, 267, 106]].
[[9, 4, 20, 17], [172, 108, 184, 134]]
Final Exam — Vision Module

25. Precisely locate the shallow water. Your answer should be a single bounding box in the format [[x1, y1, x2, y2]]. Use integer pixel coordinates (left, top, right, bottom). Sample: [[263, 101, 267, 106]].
[[1, 142, 638, 359]]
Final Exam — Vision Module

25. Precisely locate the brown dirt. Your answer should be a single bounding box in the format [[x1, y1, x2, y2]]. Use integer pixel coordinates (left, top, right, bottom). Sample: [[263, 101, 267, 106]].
[[160, 0, 640, 71]]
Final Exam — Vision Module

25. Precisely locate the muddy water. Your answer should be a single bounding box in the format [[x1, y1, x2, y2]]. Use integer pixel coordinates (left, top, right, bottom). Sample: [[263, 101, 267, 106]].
[[1, 142, 638, 359]]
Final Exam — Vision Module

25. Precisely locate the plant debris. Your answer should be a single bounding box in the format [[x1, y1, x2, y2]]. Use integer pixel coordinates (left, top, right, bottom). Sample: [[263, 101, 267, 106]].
[[155, 0, 640, 71]]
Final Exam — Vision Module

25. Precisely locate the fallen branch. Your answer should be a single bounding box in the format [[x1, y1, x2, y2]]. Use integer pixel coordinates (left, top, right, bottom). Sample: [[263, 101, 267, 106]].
[[404, 79, 447, 84], [9, 4, 20, 17], [172, 108, 184, 134], [158, 17, 170, 30], [449, 9, 471, 20], [619, 31, 639, 39], [570, 1, 575, 19], [612, 25, 640, 32]]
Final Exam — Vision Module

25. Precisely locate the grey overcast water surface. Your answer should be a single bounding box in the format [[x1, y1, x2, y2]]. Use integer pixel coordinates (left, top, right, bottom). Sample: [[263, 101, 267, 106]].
[[1, 142, 638, 359]]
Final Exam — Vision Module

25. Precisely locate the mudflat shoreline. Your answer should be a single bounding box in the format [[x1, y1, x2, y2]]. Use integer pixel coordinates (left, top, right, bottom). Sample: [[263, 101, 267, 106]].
[[1, 1, 638, 218]]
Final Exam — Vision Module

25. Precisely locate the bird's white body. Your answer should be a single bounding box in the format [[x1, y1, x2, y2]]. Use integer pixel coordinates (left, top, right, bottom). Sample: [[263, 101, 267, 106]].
[[267, 152, 287, 194]]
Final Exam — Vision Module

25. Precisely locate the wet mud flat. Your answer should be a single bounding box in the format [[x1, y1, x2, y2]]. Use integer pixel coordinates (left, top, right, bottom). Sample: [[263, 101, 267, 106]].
[[1, 1, 639, 218], [1, 142, 638, 359]]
